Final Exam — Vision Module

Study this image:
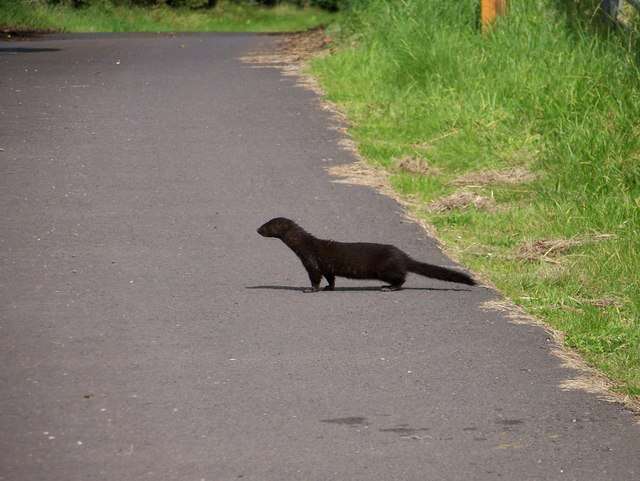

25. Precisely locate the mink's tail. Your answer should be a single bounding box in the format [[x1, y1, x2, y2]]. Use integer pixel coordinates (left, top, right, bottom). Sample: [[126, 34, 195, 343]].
[[407, 259, 476, 285]]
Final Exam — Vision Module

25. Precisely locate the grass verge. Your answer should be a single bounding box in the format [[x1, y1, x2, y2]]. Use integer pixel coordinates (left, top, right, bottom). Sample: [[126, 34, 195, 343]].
[[0, 0, 335, 35], [312, 0, 640, 399]]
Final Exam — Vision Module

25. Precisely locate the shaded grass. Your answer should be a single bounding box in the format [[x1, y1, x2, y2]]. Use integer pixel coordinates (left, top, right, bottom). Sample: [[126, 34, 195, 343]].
[[0, 0, 335, 34], [313, 0, 640, 397]]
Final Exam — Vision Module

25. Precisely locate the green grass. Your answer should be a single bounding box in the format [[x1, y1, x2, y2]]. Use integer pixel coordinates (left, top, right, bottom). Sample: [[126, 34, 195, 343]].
[[0, 0, 335, 34], [313, 0, 640, 398]]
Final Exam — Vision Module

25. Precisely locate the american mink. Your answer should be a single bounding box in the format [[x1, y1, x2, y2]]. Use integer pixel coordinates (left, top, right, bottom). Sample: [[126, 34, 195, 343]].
[[257, 217, 476, 292]]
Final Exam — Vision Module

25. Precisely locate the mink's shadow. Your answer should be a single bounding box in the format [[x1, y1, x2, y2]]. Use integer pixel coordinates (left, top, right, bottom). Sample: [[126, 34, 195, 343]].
[[246, 285, 472, 293], [0, 47, 62, 55]]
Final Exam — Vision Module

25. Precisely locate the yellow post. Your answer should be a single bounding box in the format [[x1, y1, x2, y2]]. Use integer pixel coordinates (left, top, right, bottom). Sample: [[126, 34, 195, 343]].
[[481, 0, 507, 32]]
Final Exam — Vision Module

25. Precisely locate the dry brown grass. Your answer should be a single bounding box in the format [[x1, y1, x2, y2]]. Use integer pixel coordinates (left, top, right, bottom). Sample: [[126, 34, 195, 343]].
[[589, 297, 624, 309], [426, 191, 496, 213], [516, 234, 616, 262], [277, 28, 333, 60], [240, 28, 331, 64], [239, 28, 331, 97], [327, 161, 391, 193], [563, 296, 625, 310], [451, 167, 536, 187], [393, 155, 441, 176]]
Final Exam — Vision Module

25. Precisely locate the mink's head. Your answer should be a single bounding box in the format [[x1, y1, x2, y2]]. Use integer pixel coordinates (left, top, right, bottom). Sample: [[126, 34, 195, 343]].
[[257, 217, 299, 238]]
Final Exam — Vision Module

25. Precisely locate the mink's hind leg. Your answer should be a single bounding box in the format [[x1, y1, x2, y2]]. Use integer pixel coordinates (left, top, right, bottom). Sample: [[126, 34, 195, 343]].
[[381, 282, 405, 291], [379, 269, 406, 291], [323, 274, 335, 291]]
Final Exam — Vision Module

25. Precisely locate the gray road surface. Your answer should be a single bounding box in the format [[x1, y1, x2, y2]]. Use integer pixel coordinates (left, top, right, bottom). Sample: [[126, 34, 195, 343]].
[[1, 33, 638, 481]]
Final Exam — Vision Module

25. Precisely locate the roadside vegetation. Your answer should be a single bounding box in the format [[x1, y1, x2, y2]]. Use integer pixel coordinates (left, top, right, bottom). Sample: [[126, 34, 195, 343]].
[[0, 0, 336, 34], [312, 0, 640, 398]]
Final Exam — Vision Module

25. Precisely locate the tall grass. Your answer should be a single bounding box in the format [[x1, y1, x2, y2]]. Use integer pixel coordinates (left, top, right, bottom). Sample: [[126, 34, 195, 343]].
[[0, 0, 335, 33], [314, 0, 640, 396]]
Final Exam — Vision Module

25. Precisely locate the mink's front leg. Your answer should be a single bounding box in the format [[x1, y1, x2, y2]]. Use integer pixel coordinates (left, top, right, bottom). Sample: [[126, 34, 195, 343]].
[[303, 268, 322, 293]]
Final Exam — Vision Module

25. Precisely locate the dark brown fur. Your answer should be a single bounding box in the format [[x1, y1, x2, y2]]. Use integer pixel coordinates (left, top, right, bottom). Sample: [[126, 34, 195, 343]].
[[257, 217, 476, 292]]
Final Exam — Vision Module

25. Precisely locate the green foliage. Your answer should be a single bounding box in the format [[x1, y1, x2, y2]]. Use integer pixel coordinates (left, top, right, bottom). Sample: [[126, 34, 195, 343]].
[[313, 0, 640, 397], [0, 0, 335, 32], [29, 0, 346, 10], [167, 0, 211, 10]]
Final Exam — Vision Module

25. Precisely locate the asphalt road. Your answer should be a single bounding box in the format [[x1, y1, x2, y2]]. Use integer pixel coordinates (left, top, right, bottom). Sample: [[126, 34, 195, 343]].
[[1, 33, 638, 481]]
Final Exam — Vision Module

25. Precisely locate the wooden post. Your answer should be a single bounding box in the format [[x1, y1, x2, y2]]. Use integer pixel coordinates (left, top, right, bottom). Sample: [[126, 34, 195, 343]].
[[481, 0, 507, 32]]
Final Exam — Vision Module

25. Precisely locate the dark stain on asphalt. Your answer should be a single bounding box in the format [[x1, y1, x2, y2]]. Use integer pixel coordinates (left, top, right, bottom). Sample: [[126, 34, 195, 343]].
[[495, 419, 524, 427], [321, 416, 368, 426], [379, 426, 430, 436]]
